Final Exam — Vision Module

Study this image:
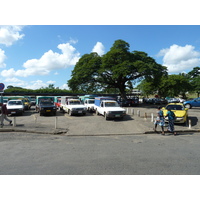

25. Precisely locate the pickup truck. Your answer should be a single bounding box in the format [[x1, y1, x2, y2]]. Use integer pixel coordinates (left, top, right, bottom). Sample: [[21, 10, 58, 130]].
[[84, 99, 95, 112], [60, 97, 87, 116], [35, 96, 57, 116], [94, 97, 126, 120]]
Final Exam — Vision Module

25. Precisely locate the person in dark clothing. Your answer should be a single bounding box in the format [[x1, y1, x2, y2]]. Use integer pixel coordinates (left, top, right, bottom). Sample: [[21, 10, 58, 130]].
[[166, 107, 177, 136], [154, 106, 165, 135], [0, 103, 12, 126]]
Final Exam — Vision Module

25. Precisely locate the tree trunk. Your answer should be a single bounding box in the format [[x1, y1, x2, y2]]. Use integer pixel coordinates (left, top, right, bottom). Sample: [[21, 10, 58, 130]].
[[118, 83, 127, 100]]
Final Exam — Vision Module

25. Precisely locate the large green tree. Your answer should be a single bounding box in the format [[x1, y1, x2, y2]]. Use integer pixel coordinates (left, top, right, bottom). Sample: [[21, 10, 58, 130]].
[[188, 66, 200, 97], [138, 74, 192, 98], [68, 39, 167, 99]]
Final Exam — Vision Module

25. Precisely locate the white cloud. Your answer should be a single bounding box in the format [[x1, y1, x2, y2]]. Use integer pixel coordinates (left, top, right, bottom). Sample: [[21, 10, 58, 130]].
[[47, 80, 56, 84], [0, 49, 6, 68], [26, 80, 48, 89], [92, 42, 105, 56], [4, 77, 25, 87], [0, 25, 25, 46], [1, 68, 16, 77], [158, 44, 200, 73], [1, 42, 81, 78], [60, 83, 69, 90]]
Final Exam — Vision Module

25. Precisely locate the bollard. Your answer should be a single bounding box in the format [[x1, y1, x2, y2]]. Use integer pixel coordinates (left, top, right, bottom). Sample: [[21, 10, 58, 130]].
[[151, 113, 154, 122], [188, 119, 191, 129], [13, 117, 16, 127], [33, 115, 37, 126], [144, 112, 147, 120], [137, 110, 140, 117], [131, 108, 134, 115], [55, 117, 58, 129]]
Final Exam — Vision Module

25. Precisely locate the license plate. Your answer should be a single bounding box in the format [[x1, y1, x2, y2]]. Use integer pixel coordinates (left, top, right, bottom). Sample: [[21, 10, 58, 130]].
[[46, 110, 51, 112], [11, 111, 16, 114], [78, 111, 82, 113], [115, 115, 121, 117]]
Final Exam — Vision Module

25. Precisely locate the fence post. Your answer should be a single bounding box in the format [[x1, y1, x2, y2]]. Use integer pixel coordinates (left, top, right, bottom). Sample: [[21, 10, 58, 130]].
[[188, 119, 191, 129], [137, 110, 140, 117], [144, 112, 147, 120], [151, 113, 154, 122], [13, 117, 16, 127], [33, 114, 37, 126], [55, 117, 58, 129], [131, 108, 134, 115]]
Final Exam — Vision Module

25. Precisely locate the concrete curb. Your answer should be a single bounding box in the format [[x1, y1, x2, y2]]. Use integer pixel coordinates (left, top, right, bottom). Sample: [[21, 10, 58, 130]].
[[0, 128, 68, 135], [144, 129, 200, 134], [0, 127, 200, 136]]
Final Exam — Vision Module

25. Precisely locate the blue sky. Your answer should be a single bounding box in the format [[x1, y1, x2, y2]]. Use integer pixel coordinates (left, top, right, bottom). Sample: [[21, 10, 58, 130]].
[[1, 25, 200, 90]]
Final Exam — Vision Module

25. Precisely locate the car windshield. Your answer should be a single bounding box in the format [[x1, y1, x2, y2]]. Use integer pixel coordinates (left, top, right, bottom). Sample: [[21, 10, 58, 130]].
[[88, 100, 94, 104], [8, 101, 22, 105], [40, 101, 54, 106], [105, 102, 119, 107], [166, 105, 184, 110], [69, 100, 81, 105]]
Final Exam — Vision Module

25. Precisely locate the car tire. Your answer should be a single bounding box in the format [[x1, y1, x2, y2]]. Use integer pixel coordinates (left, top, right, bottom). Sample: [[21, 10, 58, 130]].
[[185, 104, 192, 109]]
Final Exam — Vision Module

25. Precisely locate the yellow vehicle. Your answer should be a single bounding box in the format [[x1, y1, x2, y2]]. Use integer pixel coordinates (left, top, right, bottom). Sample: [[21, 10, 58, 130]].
[[162, 103, 188, 124]]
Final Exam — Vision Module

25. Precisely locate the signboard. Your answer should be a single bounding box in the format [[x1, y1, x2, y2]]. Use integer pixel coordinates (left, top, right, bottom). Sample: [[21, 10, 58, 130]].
[[0, 83, 5, 93]]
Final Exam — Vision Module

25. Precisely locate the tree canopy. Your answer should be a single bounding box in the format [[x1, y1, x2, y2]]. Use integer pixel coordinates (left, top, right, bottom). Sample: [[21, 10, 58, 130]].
[[68, 39, 167, 99]]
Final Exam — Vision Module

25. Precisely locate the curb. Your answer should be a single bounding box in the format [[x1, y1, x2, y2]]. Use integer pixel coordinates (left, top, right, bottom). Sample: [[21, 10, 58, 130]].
[[144, 129, 200, 134], [0, 128, 68, 135], [0, 128, 200, 136]]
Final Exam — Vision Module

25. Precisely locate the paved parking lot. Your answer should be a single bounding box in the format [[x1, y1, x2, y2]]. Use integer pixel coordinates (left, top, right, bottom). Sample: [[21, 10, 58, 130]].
[[1, 105, 200, 135]]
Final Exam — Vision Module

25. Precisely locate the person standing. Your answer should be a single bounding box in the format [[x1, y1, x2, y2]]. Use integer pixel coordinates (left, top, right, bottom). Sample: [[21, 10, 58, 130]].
[[0, 103, 12, 126], [166, 107, 177, 136], [154, 106, 165, 135]]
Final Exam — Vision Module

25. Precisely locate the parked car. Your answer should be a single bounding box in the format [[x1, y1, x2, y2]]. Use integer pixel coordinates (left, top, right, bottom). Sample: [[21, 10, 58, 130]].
[[162, 103, 188, 124], [60, 97, 87, 116], [118, 97, 139, 107], [143, 98, 167, 105], [183, 97, 200, 109], [36, 100, 57, 116], [94, 97, 126, 120], [84, 99, 95, 112], [7, 100, 25, 115], [30, 97, 36, 106], [35, 96, 57, 116], [167, 98, 180, 103]]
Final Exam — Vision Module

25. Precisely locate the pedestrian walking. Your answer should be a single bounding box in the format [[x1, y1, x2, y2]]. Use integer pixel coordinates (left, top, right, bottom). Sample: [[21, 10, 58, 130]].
[[166, 107, 177, 136], [154, 106, 165, 135], [0, 103, 12, 127]]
